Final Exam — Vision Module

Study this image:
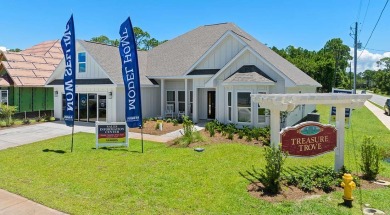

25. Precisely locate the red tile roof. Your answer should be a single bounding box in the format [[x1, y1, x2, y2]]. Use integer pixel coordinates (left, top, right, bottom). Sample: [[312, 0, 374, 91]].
[[0, 40, 62, 86]]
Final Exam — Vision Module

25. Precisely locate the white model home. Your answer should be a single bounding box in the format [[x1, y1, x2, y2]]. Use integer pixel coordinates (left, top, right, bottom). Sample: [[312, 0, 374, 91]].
[[46, 22, 321, 127]]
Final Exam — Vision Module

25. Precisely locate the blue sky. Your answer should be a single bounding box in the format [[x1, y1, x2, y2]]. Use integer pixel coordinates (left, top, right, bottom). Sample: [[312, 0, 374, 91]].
[[1, 0, 389, 72]]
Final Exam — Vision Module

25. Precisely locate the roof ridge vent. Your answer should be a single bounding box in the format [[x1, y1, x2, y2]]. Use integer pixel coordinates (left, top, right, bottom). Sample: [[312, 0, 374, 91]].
[[204, 22, 229, 27], [231, 30, 251, 41], [84, 40, 118, 47]]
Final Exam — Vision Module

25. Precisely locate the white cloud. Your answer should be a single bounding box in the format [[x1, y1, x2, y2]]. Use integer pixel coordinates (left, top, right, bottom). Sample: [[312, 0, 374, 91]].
[[350, 48, 390, 73], [0, 46, 6, 51]]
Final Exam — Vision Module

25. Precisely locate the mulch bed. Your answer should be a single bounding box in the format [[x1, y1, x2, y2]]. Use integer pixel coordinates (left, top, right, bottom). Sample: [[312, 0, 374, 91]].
[[165, 129, 268, 147], [129, 121, 182, 135], [248, 176, 390, 203]]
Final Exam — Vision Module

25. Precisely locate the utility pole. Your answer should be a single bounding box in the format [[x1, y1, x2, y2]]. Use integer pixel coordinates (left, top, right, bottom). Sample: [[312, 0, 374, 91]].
[[353, 22, 358, 94], [349, 62, 352, 90]]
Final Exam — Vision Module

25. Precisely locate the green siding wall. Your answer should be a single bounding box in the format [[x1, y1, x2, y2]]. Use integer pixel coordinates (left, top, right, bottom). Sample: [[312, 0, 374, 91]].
[[19, 87, 33, 112], [46, 88, 54, 110], [13, 87, 19, 111], [8, 87, 14, 106], [33, 88, 45, 111], [10, 87, 54, 113]]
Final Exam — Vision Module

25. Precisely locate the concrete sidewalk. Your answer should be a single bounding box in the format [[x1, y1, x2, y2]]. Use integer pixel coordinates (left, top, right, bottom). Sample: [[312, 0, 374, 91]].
[[364, 101, 390, 130], [0, 189, 66, 215]]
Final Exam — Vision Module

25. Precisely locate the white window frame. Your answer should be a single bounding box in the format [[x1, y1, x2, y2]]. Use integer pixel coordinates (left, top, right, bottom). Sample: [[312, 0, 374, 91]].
[[257, 91, 268, 124], [189, 91, 193, 115], [0, 90, 8, 106], [227, 91, 232, 122], [166, 90, 176, 112], [178, 91, 185, 112], [78, 52, 86, 73], [236, 91, 252, 124]]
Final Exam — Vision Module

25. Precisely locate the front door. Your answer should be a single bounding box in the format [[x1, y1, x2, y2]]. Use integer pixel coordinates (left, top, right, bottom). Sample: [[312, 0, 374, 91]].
[[207, 91, 216, 119]]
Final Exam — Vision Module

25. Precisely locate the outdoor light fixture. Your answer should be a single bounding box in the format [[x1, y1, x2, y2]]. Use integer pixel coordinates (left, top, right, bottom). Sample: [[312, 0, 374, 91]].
[[108, 92, 112, 99], [54, 91, 58, 97]]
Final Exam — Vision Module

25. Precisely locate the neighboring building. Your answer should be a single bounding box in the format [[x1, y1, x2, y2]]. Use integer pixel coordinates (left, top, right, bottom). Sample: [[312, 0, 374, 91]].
[[47, 23, 321, 127], [0, 40, 62, 116]]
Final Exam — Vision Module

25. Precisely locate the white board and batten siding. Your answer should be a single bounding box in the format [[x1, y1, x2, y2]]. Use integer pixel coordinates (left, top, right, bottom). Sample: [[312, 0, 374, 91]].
[[196, 34, 244, 70], [141, 87, 161, 119], [76, 44, 109, 80], [214, 50, 285, 94], [114, 86, 161, 122]]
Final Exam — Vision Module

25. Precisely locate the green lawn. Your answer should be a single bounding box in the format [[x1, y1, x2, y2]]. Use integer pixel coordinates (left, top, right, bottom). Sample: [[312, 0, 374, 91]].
[[0, 105, 389, 214]]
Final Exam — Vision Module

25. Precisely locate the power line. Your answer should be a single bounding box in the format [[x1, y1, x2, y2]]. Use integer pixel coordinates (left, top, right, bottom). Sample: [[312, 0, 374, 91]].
[[358, 0, 389, 59], [360, 0, 371, 34], [356, 0, 363, 23], [365, 47, 390, 52]]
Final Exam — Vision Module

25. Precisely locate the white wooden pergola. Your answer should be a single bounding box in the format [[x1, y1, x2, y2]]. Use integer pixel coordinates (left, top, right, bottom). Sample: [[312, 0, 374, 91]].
[[251, 93, 372, 170]]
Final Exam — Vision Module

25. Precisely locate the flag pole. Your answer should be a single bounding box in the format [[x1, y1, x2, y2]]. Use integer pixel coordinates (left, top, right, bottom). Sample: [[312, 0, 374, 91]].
[[71, 125, 74, 152], [141, 126, 144, 153]]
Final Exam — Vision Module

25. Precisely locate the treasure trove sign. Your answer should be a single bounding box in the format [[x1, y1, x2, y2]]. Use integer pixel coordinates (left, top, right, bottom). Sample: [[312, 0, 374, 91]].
[[281, 121, 337, 157], [250, 93, 372, 170]]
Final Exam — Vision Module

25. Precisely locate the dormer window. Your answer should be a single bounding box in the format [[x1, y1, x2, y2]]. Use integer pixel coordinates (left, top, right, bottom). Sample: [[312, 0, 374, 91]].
[[78, 52, 86, 73]]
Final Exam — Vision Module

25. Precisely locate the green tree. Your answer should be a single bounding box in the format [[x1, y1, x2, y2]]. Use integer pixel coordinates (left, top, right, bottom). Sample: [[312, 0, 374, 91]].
[[321, 38, 352, 89], [133, 27, 150, 47], [362, 69, 376, 89], [377, 57, 390, 71], [9, 48, 21, 52], [90, 27, 166, 50], [90, 35, 111, 44], [272, 38, 352, 92]]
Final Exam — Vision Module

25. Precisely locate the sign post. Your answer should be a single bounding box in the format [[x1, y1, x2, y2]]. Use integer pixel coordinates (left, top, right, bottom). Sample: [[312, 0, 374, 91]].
[[96, 122, 128, 149]]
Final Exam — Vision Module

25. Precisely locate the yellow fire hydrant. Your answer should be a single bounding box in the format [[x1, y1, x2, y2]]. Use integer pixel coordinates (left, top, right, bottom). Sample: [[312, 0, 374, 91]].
[[340, 173, 356, 207]]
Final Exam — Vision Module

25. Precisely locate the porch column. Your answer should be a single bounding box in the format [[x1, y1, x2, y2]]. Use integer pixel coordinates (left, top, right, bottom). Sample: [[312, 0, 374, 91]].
[[270, 108, 281, 147], [185, 79, 188, 116], [334, 105, 346, 171], [160, 79, 165, 117], [193, 87, 198, 123]]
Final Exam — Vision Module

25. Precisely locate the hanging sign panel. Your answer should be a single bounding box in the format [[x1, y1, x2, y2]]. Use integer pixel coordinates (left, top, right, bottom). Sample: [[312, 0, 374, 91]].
[[96, 122, 128, 149], [280, 121, 337, 157], [330, 88, 353, 127]]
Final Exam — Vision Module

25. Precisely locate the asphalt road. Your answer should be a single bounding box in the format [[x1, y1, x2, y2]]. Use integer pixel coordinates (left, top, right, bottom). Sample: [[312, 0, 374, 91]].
[[356, 90, 388, 107]]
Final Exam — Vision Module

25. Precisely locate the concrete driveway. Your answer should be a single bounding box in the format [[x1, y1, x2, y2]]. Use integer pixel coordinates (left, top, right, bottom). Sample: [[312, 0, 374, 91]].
[[0, 121, 95, 150]]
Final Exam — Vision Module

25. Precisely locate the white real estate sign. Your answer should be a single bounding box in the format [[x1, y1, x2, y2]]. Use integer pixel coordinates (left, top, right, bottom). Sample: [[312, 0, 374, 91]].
[[95, 122, 128, 149]]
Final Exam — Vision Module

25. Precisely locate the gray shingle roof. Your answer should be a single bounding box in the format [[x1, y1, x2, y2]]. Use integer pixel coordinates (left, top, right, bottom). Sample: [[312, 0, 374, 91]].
[[78, 40, 154, 86], [77, 23, 320, 87], [146, 23, 234, 77], [147, 23, 321, 87], [224, 65, 275, 84]]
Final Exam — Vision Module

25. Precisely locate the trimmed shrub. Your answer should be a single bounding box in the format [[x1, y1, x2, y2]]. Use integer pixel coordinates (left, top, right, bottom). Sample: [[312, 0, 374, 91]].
[[237, 130, 244, 139], [259, 145, 288, 194], [360, 136, 381, 180], [0, 104, 17, 127], [174, 116, 203, 147], [155, 122, 161, 130], [22, 118, 31, 125]]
